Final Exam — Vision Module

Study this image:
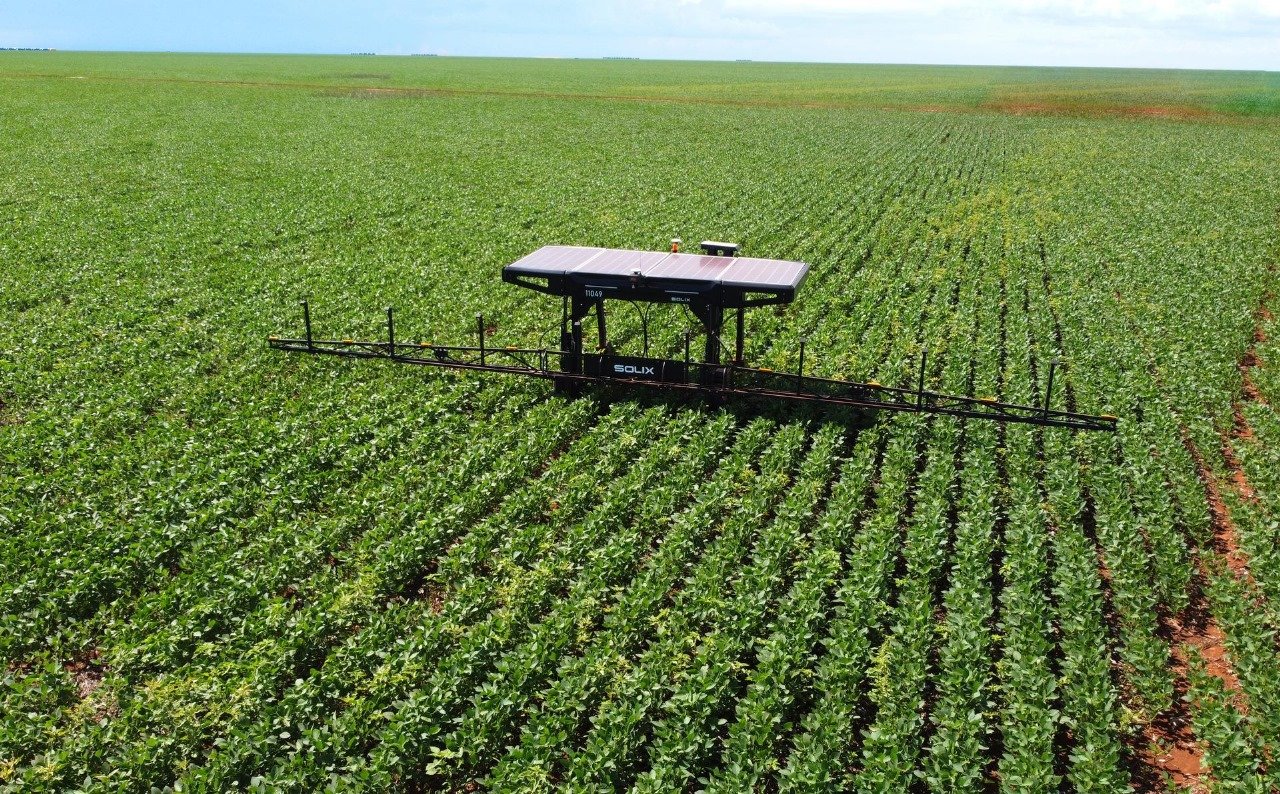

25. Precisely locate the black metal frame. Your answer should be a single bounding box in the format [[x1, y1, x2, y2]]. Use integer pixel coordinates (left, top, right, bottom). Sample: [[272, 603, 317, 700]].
[[268, 299, 1117, 432]]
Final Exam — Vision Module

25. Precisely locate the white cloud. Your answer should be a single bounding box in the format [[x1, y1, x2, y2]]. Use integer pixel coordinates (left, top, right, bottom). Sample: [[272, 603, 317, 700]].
[[619, 0, 1280, 68], [720, 0, 1280, 21]]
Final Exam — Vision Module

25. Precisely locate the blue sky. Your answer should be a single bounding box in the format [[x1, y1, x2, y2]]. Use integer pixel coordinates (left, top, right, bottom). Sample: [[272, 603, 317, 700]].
[[3, 1, 1278, 70]]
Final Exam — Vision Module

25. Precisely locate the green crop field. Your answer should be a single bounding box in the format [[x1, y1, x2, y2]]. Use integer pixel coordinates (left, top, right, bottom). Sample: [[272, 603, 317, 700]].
[[2, 52, 1280, 791]]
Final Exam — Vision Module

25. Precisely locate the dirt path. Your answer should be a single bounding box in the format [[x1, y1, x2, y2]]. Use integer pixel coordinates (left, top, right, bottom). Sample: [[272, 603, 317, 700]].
[[1129, 398, 1260, 793], [1139, 287, 1277, 790], [1218, 291, 1274, 575], [1138, 426, 1233, 793], [1104, 288, 1275, 791]]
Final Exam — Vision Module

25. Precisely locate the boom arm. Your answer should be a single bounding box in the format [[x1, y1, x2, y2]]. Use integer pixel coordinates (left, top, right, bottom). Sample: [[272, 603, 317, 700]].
[[267, 302, 1117, 432]]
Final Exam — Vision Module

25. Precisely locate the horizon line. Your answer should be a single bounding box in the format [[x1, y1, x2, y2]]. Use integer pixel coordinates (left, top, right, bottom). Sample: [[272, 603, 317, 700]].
[[1, 47, 1273, 75]]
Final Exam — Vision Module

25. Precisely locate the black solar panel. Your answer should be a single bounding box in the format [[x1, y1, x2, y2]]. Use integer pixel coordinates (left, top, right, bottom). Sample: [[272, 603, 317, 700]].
[[505, 245, 808, 291]]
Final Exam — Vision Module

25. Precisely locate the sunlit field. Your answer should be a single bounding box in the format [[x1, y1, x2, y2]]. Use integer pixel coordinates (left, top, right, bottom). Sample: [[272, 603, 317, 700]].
[[3, 52, 1279, 790]]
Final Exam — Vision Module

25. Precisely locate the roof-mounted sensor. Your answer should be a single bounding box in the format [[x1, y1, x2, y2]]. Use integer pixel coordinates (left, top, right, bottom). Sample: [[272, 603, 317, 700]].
[[700, 240, 740, 257]]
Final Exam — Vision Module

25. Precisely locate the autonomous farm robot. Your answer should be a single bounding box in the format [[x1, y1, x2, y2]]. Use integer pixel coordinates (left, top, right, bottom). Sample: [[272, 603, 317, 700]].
[[268, 240, 1116, 432]]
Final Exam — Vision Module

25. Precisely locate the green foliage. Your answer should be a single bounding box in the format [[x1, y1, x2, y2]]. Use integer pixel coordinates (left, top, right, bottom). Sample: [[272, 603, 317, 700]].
[[2, 51, 1279, 791]]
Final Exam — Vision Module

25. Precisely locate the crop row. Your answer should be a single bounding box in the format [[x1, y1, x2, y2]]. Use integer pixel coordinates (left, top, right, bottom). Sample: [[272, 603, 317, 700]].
[[6, 62, 1280, 789]]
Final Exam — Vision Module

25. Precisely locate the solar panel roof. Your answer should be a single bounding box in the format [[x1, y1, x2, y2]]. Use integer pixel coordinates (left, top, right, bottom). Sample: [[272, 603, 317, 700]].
[[505, 245, 808, 291]]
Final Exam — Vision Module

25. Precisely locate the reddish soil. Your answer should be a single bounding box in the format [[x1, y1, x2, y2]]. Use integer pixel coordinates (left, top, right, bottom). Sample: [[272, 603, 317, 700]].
[[1130, 488, 1243, 791], [1180, 430, 1252, 583], [1137, 665, 1210, 792], [1169, 609, 1242, 697], [1084, 530, 1199, 791], [427, 586, 445, 615], [1162, 289, 1280, 710], [1130, 576, 1220, 793], [1141, 606, 1244, 791], [1232, 404, 1256, 443], [4, 71, 1255, 125], [1148, 739, 1207, 793], [982, 99, 1219, 123], [1110, 285, 1271, 790], [1126, 426, 1251, 792], [1239, 363, 1265, 405], [1236, 300, 1272, 407], [63, 648, 117, 718], [1222, 291, 1273, 509], [1221, 440, 1257, 504]]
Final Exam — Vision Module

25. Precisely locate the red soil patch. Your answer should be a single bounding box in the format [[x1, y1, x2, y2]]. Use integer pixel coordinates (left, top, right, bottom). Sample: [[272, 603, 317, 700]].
[[1149, 738, 1207, 792], [1170, 614, 1242, 697], [1181, 431, 1252, 582], [1136, 608, 1234, 791], [1126, 428, 1250, 792], [1245, 381, 1267, 406], [1221, 440, 1257, 504], [1129, 569, 1222, 793], [982, 99, 1218, 122], [1089, 538, 1208, 789], [1130, 486, 1241, 791], [1239, 360, 1265, 405], [1221, 290, 1273, 507], [1139, 641, 1211, 791], [1106, 286, 1247, 789], [5, 71, 1256, 125], [1114, 284, 1280, 786], [1232, 404, 1255, 443], [1235, 296, 1272, 407]]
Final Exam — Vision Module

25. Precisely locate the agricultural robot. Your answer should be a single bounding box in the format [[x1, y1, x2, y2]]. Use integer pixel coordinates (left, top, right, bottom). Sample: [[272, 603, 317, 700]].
[[269, 241, 1116, 432]]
